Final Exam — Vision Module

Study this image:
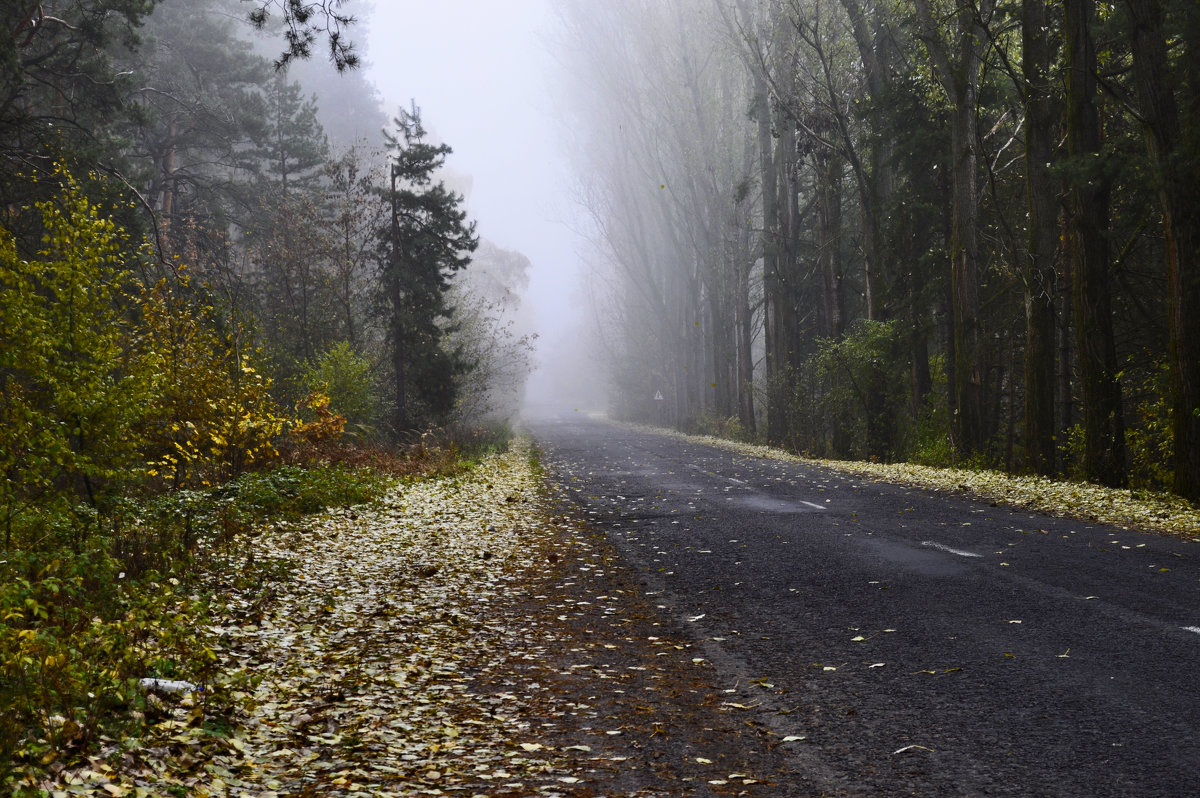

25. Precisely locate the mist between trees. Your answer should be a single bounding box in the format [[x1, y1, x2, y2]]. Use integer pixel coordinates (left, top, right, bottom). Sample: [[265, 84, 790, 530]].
[[554, 0, 1200, 502]]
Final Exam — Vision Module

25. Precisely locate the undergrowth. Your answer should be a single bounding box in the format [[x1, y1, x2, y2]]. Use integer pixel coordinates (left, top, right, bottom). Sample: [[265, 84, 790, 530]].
[[0, 429, 501, 789]]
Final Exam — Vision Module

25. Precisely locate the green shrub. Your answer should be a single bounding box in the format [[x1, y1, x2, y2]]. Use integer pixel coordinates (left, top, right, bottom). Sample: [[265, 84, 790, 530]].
[[0, 548, 207, 782], [904, 354, 953, 466], [301, 341, 382, 431], [811, 320, 907, 461], [1126, 356, 1173, 490], [0, 462, 390, 784]]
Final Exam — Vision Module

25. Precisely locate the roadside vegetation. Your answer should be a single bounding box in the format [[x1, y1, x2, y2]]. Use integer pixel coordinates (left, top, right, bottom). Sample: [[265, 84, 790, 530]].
[[0, 401, 512, 791], [1, 3, 533, 787], [0, 434, 523, 795]]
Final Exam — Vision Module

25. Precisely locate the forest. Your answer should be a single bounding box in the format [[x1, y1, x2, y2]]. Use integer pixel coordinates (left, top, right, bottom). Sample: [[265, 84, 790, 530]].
[[1, 0, 535, 777], [558, 0, 1200, 502], [3, 0, 1200, 786]]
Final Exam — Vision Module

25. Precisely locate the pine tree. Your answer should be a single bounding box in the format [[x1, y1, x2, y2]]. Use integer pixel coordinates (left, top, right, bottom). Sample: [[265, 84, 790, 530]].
[[256, 73, 329, 193], [382, 104, 477, 432]]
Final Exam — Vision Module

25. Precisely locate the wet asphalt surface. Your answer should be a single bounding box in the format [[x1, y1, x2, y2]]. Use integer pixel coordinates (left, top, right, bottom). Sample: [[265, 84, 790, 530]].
[[526, 413, 1200, 797]]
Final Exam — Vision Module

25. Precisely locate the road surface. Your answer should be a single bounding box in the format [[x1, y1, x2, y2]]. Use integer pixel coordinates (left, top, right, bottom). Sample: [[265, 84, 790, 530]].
[[528, 413, 1200, 797]]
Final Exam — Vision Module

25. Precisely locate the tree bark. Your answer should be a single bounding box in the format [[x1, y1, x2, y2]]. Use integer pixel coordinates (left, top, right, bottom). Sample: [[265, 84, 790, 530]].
[[1065, 0, 1126, 486], [838, 0, 894, 323], [1022, 0, 1060, 475], [915, 0, 991, 459], [389, 165, 408, 433], [736, 258, 756, 436], [754, 74, 787, 445]]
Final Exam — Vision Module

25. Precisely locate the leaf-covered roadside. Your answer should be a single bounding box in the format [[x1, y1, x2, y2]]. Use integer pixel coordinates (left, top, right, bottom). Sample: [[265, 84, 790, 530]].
[[6, 441, 546, 796], [12, 438, 806, 797], [637, 426, 1200, 539], [0, 464, 389, 795]]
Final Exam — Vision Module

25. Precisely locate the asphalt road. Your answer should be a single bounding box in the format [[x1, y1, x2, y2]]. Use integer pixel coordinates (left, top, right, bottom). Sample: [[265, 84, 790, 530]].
[[527, 412, 1200, 797]]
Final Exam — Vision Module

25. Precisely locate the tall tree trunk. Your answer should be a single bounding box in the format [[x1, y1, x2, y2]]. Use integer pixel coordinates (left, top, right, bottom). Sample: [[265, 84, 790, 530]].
[[389, 167, 408, 433], [1065, 0, 1126, 486], [949, 83, 985, 458], [755, 76, 786, 444], [817, 149, 844, 339], [736, 260, 756, 436], [1125, 0, 1200, 501], [1058, 233, 1073, 471], [839, 0, 894, 323], [1022, 0, 1060, 475], [708, 286, 735, 419], [161, 116, 178, 220], [916, 0, 990, 458]]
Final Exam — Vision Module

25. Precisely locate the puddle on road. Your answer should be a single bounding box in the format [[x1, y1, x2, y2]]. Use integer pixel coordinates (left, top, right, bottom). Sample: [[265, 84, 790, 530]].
[[727, 494, 826, 514], [860, 537, 971, 577]]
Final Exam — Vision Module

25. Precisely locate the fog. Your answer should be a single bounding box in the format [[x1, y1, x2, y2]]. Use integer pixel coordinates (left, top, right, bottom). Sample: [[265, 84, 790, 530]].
[[357, 0, 605, 416], [0, 0, 1187, 491], [290, 0, 1188, 492]]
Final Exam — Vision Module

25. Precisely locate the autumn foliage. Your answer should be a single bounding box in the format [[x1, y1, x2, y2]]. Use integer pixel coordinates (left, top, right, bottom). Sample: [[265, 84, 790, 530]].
[[0, 171, 356, 780]]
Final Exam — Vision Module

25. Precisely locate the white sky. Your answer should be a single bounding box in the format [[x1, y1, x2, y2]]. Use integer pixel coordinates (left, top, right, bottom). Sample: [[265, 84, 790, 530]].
[[362, 0, 583, 346]]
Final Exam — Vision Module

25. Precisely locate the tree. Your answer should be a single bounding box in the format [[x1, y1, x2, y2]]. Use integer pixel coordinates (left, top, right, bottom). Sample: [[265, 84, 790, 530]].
[[245, 0, 359, 72], [244, 73, 334, 371], [321, 143, 389, 348], [446, 241, 537, 424], [0, 171, 150, 545], [914, 0, 996, 459], [382, 104, 477, 431], [1065, 0, 1126, 486], [1, 1, 158, 239], [255, 72, 329, 192], [1123, 0, 1200, 501], [1021, 0, 1061, 476]]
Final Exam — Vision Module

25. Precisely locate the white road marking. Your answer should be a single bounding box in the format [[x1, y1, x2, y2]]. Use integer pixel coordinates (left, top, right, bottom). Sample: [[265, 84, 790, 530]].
[[685, 463, 824, 508], [1182, 626, 1200, 635], [921, 540, 983, 558]]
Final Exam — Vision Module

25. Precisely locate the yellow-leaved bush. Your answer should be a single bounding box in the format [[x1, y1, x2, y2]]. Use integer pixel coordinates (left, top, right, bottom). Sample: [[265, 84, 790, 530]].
[[0, 171, 148, 550], [137, 279, 290, 489], [0, 170, 296, 541], [0, 169, 312, 779]]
